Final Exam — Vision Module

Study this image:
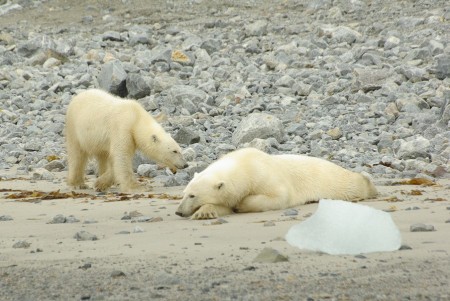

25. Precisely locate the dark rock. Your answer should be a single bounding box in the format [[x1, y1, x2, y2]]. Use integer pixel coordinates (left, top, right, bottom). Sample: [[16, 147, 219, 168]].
[[410, 223, 435, 232], [126, 73, 151, 99], [97, 60, 128, 97], [174, 128, 200, 145]]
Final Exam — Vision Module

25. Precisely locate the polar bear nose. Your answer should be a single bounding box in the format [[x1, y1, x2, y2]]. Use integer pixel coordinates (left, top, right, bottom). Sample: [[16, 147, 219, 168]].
[[175, 211, 183, 217], [182, 163, 188, 168]]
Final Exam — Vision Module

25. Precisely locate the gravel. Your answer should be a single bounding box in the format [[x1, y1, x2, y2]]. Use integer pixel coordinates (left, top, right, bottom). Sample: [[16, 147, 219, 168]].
[[0, 0, 448, 186]]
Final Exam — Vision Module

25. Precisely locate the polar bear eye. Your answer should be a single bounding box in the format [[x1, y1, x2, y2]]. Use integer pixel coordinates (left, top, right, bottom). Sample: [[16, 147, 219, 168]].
[[189, 194, 195, 198], [172, 150, 179, 154]]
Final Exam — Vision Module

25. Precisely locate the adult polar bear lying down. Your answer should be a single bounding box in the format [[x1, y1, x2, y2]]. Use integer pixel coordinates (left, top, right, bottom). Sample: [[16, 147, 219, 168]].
[[176, 148, 377, 219], [65, 89, 187, 193]]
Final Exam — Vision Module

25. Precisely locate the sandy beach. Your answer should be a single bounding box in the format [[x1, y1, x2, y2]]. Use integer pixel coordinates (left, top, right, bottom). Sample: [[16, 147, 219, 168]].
[[1, 171, 449, 300]]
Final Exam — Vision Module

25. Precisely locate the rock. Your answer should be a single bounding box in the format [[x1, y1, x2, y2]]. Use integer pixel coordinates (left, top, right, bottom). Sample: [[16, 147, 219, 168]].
[[137, 164, 158, 177], [396, 136, 431, 160], [435, 55, 450, 80], [74, 231, 98, 241], [410, 223, 435, 232], [32, 168, 54, 181], [283, 209, 298, 216], [275, 75, 295, 88], [49, 214, 80, 224], [13, 240, 31, 249], [97, 60, 128, 97], [44, 160, 65, 172], [232, 113, 284, 145], [395, 94, 430, 112], [352, 68, 395, 92], [264, 221, 275, 227], [174, 128, 200, 145], [133, 225, 145, 233], [111, 270, 126, 278], [102, 31, 122, 42], [167, 85, 209, 114], [326, 127, 342, 140], [253, 247, 288, 263], [126, 73, 151, 99], [245, 20, 268, 37], [319, 25, 361, 44], [0, 215, 13, 221], [384, 36, 401, 50]]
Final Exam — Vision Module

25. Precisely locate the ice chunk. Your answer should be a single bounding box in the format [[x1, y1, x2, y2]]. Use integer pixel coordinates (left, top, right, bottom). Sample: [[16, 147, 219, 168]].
[[285, 199, 402, 255]]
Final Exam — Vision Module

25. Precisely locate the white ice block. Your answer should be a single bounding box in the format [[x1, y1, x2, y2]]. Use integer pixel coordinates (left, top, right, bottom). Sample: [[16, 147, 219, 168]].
[[285, 199, 402, 255]]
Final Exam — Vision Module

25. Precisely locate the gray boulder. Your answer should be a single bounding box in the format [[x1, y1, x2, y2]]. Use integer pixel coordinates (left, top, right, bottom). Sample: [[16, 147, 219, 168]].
[[126, 73, 151, 99], [97, 60, 128, 97], [166, 85, 209, 114], [232, 113, 284, 146], [396, 136, 431, 160]]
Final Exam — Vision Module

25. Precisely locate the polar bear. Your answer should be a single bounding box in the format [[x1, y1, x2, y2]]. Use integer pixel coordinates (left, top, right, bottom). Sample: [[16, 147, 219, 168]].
[[65, 89, 187, 192], [176, 148, 377, 219]]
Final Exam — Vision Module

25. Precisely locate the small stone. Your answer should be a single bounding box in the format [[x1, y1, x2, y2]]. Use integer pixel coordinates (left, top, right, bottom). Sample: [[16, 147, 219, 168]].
[[253, 247, 288, 263], [111, 270, 126, 278], [0, 215, 13, 221], [399, 244, 412, 250], [74, 231, 98, 241], [116, 231, 131, 235], [83, 219, 98, 224], [354, 254, 367, 259], [203, 218, 228, 226], [410, 223, 435, 232], [79, 263, 92, 270], [283, 209, 298, 216], [13, 240, 31, 249], [264, 221, 275, 227], [326, 127, 342, 140], [245, 20, 268, 37], [133, 225, 145, 233]]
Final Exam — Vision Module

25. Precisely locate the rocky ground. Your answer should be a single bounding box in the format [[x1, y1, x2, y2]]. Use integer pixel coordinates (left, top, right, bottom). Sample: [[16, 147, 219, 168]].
[[0, 0, 450, 300], [0, 0, 449, 185]]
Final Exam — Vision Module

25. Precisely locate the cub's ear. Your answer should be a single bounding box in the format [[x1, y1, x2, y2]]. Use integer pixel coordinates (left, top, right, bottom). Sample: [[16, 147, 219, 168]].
[[152, 134, 159, 143], [215, 182, 224, 190]]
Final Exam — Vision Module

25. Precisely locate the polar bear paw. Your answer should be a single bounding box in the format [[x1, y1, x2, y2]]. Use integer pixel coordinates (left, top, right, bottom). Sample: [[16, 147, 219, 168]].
[[191, 204, 218, 220]]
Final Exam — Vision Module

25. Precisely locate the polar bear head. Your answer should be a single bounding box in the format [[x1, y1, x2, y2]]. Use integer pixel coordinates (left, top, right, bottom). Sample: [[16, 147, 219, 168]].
[[175, 156, 240, 217], [175, 172, 227, 217], [135, 121, 188, 171]]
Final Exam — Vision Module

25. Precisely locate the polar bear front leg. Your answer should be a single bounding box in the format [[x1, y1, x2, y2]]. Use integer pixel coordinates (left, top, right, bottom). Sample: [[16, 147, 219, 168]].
[[235, 194, 287, 213], [191, 204, 233, 220], [67, 147, 89, 189]]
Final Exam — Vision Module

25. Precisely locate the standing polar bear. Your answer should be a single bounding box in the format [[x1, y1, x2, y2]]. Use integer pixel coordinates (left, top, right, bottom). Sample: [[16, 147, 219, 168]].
[[65, 89, 187, 193], [176, 148, 377, 219]]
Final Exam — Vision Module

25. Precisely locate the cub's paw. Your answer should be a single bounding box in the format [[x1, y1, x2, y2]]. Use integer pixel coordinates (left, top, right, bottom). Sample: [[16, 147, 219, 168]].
[[95, 180, 112, 192], [191, 204, 218, 220], [120, 182, 146, 194]]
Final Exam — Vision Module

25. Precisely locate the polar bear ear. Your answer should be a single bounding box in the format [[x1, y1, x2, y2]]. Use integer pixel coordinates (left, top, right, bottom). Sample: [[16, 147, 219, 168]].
[[193, 172, 199, 178], [215, 182, 224, 190], [152, 134, 159, 143]]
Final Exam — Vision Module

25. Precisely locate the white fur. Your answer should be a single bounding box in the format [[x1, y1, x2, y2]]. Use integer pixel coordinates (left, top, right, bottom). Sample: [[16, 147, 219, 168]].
[[65, 89, 187, 192], [176, 148, 377, 219]]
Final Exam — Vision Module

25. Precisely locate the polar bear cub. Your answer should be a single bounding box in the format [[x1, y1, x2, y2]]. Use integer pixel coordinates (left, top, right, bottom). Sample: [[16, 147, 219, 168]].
[[65, 89, 187, 192], [176, 148, 377, 219]]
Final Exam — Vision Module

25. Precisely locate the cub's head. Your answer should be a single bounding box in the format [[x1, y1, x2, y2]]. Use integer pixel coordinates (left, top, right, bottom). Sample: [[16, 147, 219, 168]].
[[151, 133, 187, 170], [175, 173, 225, 218]]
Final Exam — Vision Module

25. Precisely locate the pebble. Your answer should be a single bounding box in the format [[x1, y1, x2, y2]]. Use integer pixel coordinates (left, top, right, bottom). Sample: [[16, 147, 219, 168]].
[[0, 215, 13, 221], [12, 240, 31, 249], [253, 247, 288, 263], [111, 270, 126, 278], [48, 214, 80, 224], [283, 209, 298, 216], [263, 221, 276, 227], [410, 223, 435, 232], [73, 231, 98, 241]]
